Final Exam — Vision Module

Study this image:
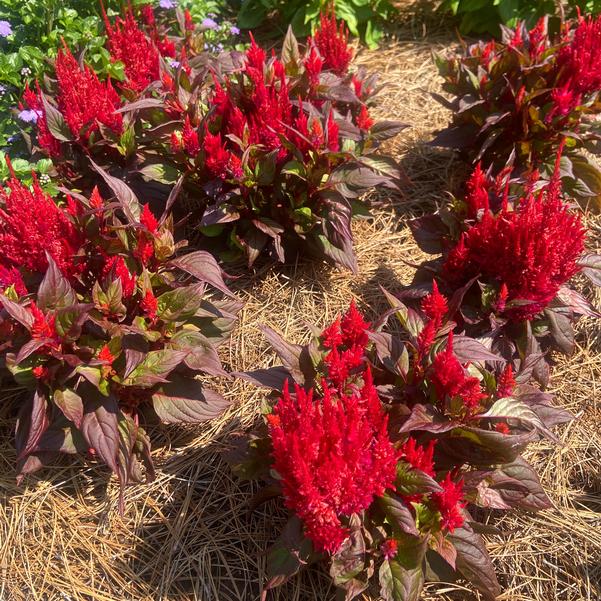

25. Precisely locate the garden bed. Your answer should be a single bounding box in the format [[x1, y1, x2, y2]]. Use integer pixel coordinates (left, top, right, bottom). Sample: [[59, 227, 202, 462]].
[[1, 4, 600, 601]]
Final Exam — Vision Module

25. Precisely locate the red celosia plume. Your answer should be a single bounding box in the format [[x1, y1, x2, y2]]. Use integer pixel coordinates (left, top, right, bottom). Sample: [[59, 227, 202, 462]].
[[268, 303, 397, 553], [430, 332, 487, 412], [268, 373, 398, 553], [54, 44, 123, 139], [312, 6, 354, 75], [102, 4, 159, 93], [0, 163, 84, 278], [22, 83, 61, 157], [558, 14, 601, 95], [444, 170, 585, 321]]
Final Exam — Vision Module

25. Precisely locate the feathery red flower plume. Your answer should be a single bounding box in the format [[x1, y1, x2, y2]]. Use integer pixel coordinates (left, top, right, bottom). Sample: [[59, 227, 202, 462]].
[[432, 473, 465, 532], [54, 44, 123, 139], [443, 172, 585, 321], [102, 6, 159, 93], [22, 83, 61, 157], [558, 14, 601, 95], [312, 6, 354, 75], [268, 371, 398, 554], [0, 164, 83, 278], [430, 332, 487, 412]]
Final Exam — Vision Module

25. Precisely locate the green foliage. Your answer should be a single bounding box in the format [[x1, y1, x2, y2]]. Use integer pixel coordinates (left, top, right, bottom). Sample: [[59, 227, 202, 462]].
[[234, 0, 393, 48], [0, 0, 236, 149], [439, 0, 601, 35], [0, 153, 57, 194], [0, 1, 121, 148]]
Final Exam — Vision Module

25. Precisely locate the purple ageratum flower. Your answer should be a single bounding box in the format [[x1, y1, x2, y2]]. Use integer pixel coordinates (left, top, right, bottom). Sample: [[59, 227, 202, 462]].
[[159, 0, 176, 8], [0, 20, 12, 37], [169, 59, 181, 69], [230, 26, 240, 35], [18, 109, 40, 123], [201, 17, 218, 30]]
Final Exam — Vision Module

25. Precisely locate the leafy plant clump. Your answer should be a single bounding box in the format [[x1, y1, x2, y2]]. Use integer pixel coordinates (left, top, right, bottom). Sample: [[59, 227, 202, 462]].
[[162, 16, 403, 270], [235, 0, 393, 49], [409, 155, 600, 386], [0, 164, 241, 502], [231, 299, 570, 601], [432, 15, 601, 203], [437, 0, 601, 35], [25, 8, 404, 271]]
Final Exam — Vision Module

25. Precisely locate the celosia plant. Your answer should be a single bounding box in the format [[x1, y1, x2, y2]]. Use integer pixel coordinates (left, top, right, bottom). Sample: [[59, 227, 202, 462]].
[[231, 299, 570, 600], [0, 167, 241, 502], [409, 158, 601, 385], [23, 8, 403, 272], [159, 20, 403, 270], [432, 15, 601, 201]]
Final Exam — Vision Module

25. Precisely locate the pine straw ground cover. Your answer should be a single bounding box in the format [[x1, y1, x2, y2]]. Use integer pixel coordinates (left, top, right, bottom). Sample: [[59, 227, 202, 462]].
[[1, 4, 600, 601]]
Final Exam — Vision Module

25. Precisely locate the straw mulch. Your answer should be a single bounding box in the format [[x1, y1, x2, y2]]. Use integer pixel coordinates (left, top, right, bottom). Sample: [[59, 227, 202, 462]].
[[1, 4, 600, 600]]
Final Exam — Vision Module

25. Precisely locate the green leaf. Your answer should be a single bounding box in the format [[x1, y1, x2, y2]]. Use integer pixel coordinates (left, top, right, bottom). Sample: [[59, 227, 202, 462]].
[[122, 349, 189, 387], [139, 162, 180, 185], [481, 397, 546, 433], [156, 284, 204, 322], [396, 462, 442, 497], [281, 25, 300, 69], [237, 2, 267, 28], [54, 304, 90, 340], [379, 557, 424, 601], [53, 388, 84, 428]]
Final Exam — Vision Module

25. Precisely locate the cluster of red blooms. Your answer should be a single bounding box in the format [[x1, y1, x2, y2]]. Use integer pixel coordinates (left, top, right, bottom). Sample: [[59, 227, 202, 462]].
[[29, 302, 61, 354], [170, 11, 372, 181], [102, 5, 159, 93], [430, 332, 487, 413], [141, 5, 176, 58], [21, 83, 61, 157], [460, 15, 601, 143], [0, 160, 83, 280], [182, 35, 342, 179], [558, 14, 601, 96], [102, 256, 137, 298], [311, 6, 354, 75], [54, 45, 123, 139], [444, 167, 585, 321], [416, 280, 448, 359], [401, 437, 465, 533], [267, 303, 398, 553], [134, 204, 159, 266]]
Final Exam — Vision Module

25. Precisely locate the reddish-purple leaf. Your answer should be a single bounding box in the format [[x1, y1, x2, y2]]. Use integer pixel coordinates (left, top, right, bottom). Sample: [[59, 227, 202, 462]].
[[16, 390, 49, 460], [449, 525, 501, 601], [0, 295, 34, 329], [171, 250, 235, 298], [152, 378, 231, 423], [80, 392, 120, 475], [54, 388, 84, 428]]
